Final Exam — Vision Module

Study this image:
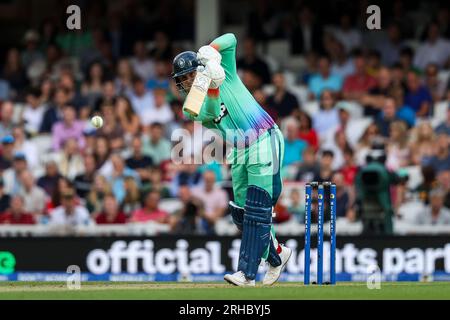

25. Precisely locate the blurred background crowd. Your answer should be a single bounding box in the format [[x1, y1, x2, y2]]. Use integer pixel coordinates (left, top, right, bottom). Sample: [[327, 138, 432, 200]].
[[0, 0, 449, 235]]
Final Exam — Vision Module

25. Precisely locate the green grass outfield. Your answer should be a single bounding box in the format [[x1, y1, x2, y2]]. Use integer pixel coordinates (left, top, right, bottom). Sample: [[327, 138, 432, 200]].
[[0, 282, 449, 300]]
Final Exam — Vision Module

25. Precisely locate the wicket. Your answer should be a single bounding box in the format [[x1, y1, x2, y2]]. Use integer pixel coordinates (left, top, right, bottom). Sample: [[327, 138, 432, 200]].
[[304, 181, 337, 285]]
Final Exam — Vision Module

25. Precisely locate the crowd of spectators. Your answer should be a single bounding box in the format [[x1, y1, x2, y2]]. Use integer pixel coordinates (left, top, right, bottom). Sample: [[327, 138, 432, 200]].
[[0, 0, 450, 234]]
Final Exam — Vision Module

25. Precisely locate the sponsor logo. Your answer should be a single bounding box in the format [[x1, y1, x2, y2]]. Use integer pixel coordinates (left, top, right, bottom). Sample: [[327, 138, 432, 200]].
[[0, 251, 16, 274]]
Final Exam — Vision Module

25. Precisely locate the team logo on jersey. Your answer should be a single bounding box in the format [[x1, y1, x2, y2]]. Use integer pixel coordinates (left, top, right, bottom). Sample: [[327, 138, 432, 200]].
[[214, 103, 228, 124]]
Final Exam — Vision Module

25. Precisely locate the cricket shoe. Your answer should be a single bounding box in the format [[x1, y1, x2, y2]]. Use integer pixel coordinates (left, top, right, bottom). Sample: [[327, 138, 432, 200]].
[[224, 271, 256, 287], [262, 244, 292, 286]]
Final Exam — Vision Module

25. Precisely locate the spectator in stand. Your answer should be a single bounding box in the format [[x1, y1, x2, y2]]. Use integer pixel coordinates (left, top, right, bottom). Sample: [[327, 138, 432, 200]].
[[51, 105, 85, 151], [376, 97, 401, 137], [313, 150, 334, 183], [297, 111, 318, 151], [96, 103, 125, 151], [413, 21, 450, 71], [415, 188, 450, 225], [312, 90, 340, 139], [115, 96, 140, 137], [19, 170, 46, 216], [386, 121, 410, 170], [391, 87, 416, 128], [142, 122, 172, 165], [94, 136, 111, 170], [170, 159, 202, 197], [360, 67, 393, 117], [21, 87, 47, 136], [146, 59, 170, 91], [283, 117, 308, 167], [355, 122, 380, 166], [128, 76, 155, 117], [308, 56, 343, 99], [37, 160, 61, 196], [377, 23, 405, 67], [59, 73, 89, 115], [295, 146, 320, 183], [130, 190, 169, 223], [435, 106, 450, 136], [332, 13, 362, 54], [126, 135, 153, 182], [141, 167, 171, 198], [399, 47, 416, 74], [414, 165, 438, 206], [0, 195, 35, 224], [191, 170, 228, 227], [87, 174, 112, 214], [290, 6, 323, 54], [266, 72, 300, 118], [49, 188, 92, 227], [47, 177, 75, 211], [424, 133, 450, 173], [237, 37, 271, 85], [115, 58, 134, 95], [142, 88, 174, 126], [287, 188, 304, 223], [0, 135, 15, 172], [404, 71, 433, 117], [332, 171, 355, 221], [172, 185, 206, 234], [2, 152, 27, 195], [437, 169, 450, 208], [81, 61, 106, 109], [74, 154, 96, 198], [96, 80, 117, 111], [424, 63, 447, 102], [54, 138, 85, 180], [409, 121, 436, 166], [366, 50, 382, 78], [326, 130, 350, 170], [11, 125, 38, 170], [121, 176, 142, 217], [0, 101, 14, 137], [329, 39, 355, 79], [340, 147, 358, 186], [149, 31, 173, 61], [104, 153, 140, 203], [95, 194, 127, 224], [343, 51, 377, 101], [241, 69, 263, 92], [40, 86, 69, 133], [130, 40, 155, 82], [0, 177, 10, 214], [2, 48, 28, 98]]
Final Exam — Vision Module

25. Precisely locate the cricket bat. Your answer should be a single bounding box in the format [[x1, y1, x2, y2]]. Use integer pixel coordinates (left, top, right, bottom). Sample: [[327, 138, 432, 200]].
[[183, 69, 211, 117]]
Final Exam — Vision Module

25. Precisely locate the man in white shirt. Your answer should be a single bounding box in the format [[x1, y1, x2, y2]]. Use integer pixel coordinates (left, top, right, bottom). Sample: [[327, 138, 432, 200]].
[[22, 87, 47, 136], [414, 22, 450, 71], [191, 170, 228, 225], [19, 170, 46, 216], [128, 77, 155, 117], [415, 188, 450, 225], [141, 88, 174, 126], [130, 40, 155, 82], [49, 189, 92, 227]]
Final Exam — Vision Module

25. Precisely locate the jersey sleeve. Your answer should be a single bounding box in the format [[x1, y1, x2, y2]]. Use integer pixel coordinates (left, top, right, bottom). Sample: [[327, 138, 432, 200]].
[[182, 89, 222, 122], [210, 33, 238, 80]]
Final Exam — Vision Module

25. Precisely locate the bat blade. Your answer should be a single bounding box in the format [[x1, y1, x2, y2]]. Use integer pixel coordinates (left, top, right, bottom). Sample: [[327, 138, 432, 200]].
[[183, 72, 211, 117]]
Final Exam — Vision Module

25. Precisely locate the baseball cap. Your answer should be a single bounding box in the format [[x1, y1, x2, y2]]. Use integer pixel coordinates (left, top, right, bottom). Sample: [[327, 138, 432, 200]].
[[13, 152, 27, 161], [336, 102, 352, 113], [1, 135, 15, 144]]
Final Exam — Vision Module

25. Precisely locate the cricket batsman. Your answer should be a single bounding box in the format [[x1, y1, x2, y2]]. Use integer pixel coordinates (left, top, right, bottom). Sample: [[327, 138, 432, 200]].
[[172, 33, 292, 286]]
